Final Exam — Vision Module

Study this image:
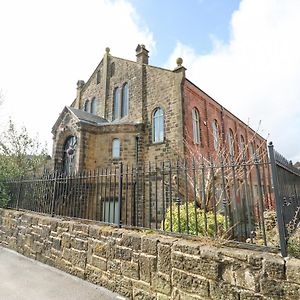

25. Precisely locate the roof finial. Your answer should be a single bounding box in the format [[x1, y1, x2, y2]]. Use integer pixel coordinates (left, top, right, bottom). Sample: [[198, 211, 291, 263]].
[[176, 57, 183, 67], [105, 47, 110, 54]]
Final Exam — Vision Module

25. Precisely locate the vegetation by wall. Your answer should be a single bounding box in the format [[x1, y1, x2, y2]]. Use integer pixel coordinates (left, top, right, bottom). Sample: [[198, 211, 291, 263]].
[[1, 208, 300, 300]]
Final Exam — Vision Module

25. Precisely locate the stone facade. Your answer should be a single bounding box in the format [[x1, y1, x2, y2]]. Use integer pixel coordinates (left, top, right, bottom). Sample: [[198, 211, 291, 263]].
[[1, 208, 300, 300], [51, 44, 266, 173]]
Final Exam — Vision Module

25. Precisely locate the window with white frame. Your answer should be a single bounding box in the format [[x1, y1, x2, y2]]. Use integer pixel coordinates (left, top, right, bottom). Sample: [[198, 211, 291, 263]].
[[228, 128, 235, 157], [152, 107, 164, 143], [112, 138, 120, 159], [112, 87, 120, 121], [192, 107, 200, 144], [212, 120, 219, 151], [121, 83, 129, 118]]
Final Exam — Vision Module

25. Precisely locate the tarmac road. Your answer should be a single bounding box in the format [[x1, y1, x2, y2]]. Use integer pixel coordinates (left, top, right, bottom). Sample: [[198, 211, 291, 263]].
[[0, 246, 127, 300]]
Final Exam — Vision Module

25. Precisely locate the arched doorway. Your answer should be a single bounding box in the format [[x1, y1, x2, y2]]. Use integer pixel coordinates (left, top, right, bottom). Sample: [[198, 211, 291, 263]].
[[63, 136, 77, 174]]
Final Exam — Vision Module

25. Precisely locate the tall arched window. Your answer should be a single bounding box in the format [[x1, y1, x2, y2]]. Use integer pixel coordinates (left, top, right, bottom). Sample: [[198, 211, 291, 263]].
[[212, 120, 219, 151], [112, 87, 120, 121], [240, 135, 246, 158], [121, 83, 129, 118], [249, 142, 254, 159], [63, 136, 77, 174], [112, 138, 120, 159], [91, 98, 97, 114], [228, 129, 235, 157], [84, 100, 90, 112], [153, 107, 164, 143], [192, 108, 200, 144]]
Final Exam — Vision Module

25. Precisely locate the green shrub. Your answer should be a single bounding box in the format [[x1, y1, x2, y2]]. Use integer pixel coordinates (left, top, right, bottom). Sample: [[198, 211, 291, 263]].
[[162, 202, 226, 237], [0, 182, 9, 208]]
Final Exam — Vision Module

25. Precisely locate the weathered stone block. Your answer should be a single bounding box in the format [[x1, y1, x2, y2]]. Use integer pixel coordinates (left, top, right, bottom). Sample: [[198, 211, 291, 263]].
[[141, 235, 159, 256], [286, 258, 300, 285], [70, 237, 88, 251], [121, 260, 139, 280], [172, 269, 209, 297], [152, 272, 171, 295], [172, 251, 220, 280], [107, 259, 121, 275], [91, 254, 107, 271], [158, 243, 171, 274], [139, 253, 157, 283], [121, 232, 141, 251], [263, 255, 285, 280], [115, 245, 132, 261]]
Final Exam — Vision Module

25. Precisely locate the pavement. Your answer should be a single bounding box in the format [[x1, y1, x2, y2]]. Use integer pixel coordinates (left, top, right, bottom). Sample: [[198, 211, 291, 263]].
[[0, 246, 127, 300]]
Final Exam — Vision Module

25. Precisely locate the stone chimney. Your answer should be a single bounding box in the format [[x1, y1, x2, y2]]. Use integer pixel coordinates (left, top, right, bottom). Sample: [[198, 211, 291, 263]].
[[136, 44, 149, 64], [75, 80, 85, 108]]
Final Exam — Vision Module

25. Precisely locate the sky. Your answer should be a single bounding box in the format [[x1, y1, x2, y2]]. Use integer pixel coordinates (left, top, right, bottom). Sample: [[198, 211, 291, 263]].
[[0, 0, 299, 162]]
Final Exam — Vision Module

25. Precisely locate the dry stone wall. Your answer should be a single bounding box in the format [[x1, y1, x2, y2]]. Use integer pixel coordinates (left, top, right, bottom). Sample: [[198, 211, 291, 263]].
[[1, 208, 300, 300]]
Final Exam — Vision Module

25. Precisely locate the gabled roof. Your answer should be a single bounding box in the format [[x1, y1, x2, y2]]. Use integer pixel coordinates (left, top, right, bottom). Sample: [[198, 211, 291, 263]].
[[52, 106, 108, 133], [68, 107, 108, 125]]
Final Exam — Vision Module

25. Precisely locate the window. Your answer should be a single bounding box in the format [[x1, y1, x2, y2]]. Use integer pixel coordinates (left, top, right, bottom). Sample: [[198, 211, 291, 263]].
[[121, 83, 129, 117], [249, 142, 254, 159], [212, 120, 219, 151], [228, 129, 235, 157], [112, 138, 120, 159], [192, 108, 200, 144], [112, 87, 120, 120], [63, 136, 77, 174], [91, 98, 96, 114], [240, 135, 246, 158], [96, 69, 101, 84], [110, 62, 115, 77], [153, 107, 164, 143], [84, 100, 90, 112]]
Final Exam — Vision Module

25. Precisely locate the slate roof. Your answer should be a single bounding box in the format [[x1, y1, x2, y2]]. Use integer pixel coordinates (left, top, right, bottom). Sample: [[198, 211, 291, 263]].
[[68, 107, 108, 125]]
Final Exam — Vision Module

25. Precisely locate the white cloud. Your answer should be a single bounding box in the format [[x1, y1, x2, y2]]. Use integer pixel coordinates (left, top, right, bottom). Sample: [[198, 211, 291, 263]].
[[166, 0, 300, 162], [0, 0, 154, 152]]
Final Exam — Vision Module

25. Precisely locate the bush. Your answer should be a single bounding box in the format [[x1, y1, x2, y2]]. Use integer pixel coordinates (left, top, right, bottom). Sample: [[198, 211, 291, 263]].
[[0, 182, 9, 208], [162, 202, 226, 237]]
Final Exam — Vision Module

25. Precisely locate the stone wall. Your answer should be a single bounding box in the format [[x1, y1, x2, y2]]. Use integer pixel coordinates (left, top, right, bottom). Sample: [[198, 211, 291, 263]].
[[1, 208, 300, 300]]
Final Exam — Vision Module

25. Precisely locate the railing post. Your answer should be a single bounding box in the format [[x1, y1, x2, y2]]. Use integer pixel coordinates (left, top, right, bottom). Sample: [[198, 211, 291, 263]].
[[268, 142, 288, 257], [50, 171, 58, 217], [16, 176, 24, 210], [118, 162, 123, 228]]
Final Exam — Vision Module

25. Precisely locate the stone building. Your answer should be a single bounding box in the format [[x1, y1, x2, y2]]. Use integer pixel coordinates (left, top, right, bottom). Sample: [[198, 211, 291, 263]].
[[51, 44, 266, 174]]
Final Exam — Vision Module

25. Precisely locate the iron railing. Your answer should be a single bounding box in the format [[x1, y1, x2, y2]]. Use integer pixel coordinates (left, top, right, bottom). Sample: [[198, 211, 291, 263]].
[[269, 142, 300, 256], [2, 154, 275, 244], [2, 143, 300, 256]]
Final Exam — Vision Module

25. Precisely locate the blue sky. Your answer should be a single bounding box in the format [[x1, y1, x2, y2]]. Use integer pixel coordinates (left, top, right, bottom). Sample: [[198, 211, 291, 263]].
[[0, 0, 299, 162], [129, 0, 240, 65]]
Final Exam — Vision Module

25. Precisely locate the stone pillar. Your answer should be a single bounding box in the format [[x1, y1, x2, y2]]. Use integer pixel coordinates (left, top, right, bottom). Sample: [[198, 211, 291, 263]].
[[75, 80, 85, 109], [136, 44, 149, 64]]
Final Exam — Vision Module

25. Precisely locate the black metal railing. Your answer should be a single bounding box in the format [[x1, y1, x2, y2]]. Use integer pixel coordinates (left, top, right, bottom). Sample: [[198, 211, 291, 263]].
[[1, 153, 277, 245], [269, 142, 300, 256]]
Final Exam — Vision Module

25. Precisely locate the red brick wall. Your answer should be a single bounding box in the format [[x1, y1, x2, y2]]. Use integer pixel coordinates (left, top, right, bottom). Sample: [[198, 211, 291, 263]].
[[182, 79, 267, 161]]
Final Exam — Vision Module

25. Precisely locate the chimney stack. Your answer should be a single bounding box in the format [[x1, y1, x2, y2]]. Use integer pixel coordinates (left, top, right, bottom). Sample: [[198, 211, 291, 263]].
[[136, 44, 149, 64]]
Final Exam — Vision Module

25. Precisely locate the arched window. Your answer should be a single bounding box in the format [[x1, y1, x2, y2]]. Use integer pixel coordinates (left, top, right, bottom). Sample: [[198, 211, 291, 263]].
[[121, 83, 129, 118], [112, 87, 120, 120], [112, 138, 120, 159], [153, 107, 164, 143], [110, 62, 115, 77], [84, 100, 90, 113], [240, 135, 246, 158], [249, 142, 254, 159], [91, 98, 96, 114], [63, 136, 77, 174], [228, 129, 235, 157], [212, 120, 219, 151], [192, 108, 200, 144]]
